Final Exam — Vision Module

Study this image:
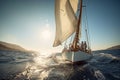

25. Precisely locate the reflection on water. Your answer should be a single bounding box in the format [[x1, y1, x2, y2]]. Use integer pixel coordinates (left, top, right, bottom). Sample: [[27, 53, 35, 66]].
[[14, 55, 105, 80], [0, 50, 120, 80]]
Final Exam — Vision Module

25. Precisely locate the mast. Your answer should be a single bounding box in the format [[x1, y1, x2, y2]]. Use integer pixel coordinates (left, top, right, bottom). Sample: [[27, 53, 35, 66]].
[[72, 0, 82, 50]]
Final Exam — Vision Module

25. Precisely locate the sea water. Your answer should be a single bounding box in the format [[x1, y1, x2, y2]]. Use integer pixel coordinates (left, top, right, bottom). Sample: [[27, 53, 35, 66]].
[[0, 49, 120, 80]]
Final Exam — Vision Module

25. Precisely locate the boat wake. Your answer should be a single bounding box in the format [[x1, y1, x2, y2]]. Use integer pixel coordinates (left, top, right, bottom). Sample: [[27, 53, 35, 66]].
[[14, 53, 105, 80]]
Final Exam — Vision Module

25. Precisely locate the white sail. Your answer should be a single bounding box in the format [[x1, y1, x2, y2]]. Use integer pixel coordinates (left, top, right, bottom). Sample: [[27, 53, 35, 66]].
[[70, 0, 79, 13], [53, 0, 78, 47]]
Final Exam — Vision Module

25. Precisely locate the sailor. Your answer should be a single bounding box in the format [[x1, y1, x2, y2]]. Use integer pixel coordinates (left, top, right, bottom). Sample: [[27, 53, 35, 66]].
[[81, 41, 84, 51], [83, 41, 87, 52]]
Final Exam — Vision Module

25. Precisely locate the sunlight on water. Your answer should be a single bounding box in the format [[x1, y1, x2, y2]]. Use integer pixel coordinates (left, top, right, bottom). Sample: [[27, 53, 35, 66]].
[[0, 50, 119, 80], [13, 52, 106, 80]]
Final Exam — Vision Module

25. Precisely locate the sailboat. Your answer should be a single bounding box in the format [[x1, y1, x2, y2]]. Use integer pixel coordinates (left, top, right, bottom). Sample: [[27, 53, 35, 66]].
[[53, 0, 92, 64]]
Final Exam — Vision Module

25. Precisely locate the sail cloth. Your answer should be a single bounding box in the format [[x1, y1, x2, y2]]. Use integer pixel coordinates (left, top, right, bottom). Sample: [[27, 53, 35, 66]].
[[69, 0, 79, 14], [53, 0, 78, 47]]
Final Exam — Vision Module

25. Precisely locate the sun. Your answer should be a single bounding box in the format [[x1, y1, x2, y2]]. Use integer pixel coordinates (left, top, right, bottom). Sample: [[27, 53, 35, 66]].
[[41, 30, 51, 39]]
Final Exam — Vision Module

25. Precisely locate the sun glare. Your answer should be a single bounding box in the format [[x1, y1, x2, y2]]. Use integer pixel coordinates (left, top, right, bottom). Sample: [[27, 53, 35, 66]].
[[41, 30, 51, 39]]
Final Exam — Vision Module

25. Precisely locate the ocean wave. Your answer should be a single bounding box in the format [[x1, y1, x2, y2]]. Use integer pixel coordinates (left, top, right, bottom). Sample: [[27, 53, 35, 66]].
[[91, 53, 118, 63], [0, 51, 34, 64], [109, 58, 120, 64], [0, 50, 120, 80], [14, 54, 105, 80]]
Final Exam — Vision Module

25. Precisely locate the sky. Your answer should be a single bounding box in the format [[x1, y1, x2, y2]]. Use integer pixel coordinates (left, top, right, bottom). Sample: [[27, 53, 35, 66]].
[[0, 0, 120, 53]]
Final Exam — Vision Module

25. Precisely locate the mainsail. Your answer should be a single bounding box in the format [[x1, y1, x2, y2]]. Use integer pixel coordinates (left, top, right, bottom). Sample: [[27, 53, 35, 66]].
[[53, 0, 79, 47], [69, 0, 79, 13]]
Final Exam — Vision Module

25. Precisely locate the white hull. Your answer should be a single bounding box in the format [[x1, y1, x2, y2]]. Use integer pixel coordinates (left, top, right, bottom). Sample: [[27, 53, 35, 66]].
[[62, 51, 92, 63]]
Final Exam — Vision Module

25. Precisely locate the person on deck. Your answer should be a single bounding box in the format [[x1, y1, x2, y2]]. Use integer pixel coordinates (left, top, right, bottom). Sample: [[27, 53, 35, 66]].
[[81, 41, 84, 51], [83, 41, 87, 52]]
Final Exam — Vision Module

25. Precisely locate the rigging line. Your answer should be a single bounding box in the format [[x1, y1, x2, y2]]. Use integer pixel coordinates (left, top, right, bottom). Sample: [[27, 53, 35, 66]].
[[84, 0, 91, 49], [85, 7, 91, 49]]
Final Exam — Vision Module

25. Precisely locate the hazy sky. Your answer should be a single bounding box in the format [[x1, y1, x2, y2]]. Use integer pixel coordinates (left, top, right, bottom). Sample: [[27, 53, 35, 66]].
[[0, 0, 120, 52]]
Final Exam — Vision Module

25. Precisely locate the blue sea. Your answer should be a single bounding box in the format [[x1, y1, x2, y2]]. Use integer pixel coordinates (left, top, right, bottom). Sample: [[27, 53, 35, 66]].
[[0, 49, 120, 80]]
